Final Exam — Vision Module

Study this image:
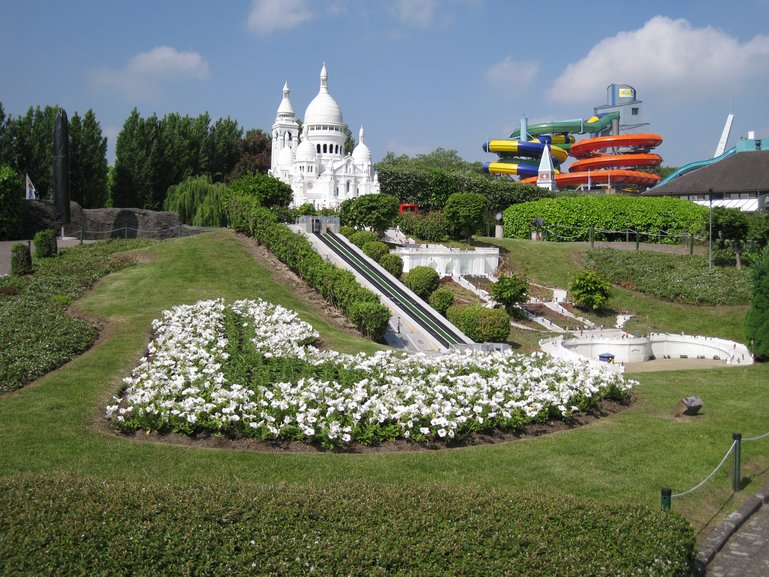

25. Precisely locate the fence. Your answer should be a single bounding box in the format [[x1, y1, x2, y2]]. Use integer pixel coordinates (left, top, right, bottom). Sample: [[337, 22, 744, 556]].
[[661, 429, 769, 510], [529, 224, 706, 253]]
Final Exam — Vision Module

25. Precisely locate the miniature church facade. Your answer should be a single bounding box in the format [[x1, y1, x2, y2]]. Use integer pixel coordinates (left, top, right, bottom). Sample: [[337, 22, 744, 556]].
[[270, 64, 380, 208]]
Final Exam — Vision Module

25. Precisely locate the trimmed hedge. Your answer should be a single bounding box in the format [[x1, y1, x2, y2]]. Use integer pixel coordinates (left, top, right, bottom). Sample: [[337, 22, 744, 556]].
[[33, 229, 57, 259], [403, 265, 440, 299], [378, 253, 403, 279], [10, 243, 32, 276], [584, 249, 752, 305], [0, 475, 695, 577], [361, 240, 389, 262], [504, 196, 709, 244], [228, 195, 390, 340], [348, 229, 379, 248], [429, 287, 454, 316], [447, 304, 511, 343]]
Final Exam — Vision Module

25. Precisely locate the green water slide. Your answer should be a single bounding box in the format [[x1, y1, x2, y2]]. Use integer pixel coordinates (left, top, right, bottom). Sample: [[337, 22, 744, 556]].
[[509, 111, 620, 140]]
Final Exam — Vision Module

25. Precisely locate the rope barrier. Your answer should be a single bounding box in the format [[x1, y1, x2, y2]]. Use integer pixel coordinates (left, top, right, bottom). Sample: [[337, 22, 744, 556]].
[[744, 430, 769, 442], [671, 441, 736, 499]]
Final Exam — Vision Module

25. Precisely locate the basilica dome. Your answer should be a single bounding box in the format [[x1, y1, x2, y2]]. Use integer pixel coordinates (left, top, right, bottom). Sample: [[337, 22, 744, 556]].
[[304, 63, 343, 126]]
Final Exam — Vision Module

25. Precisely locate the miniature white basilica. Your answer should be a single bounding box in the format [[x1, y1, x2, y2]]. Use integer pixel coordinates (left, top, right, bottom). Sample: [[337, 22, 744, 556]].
[[270, 64, 380, 208]]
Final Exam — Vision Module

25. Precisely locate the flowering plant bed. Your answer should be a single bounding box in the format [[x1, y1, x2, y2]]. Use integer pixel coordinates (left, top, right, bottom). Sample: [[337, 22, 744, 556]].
[[108, 298, 635, 447]]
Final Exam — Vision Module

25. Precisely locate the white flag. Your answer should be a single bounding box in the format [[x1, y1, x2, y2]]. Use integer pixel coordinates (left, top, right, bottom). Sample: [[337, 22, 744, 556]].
[[25, 174, 37, 200]]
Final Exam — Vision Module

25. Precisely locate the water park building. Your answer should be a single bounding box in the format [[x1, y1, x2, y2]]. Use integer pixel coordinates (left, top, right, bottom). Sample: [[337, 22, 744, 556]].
[[270, 64, 380, 209]]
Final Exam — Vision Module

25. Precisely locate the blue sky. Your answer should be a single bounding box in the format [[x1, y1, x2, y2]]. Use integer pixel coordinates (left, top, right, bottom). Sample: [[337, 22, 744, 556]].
[[2, 0, 769, 168]]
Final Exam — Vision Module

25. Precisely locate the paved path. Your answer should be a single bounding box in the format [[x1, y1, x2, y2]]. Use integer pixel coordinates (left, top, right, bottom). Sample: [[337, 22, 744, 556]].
[[701, 483, 769, 576], [0, 238, 89, 277]]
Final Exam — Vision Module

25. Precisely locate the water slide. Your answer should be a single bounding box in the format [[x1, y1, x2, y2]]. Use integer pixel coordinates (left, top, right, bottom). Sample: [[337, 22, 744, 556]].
[[520, 133, 663, 188], [652, 146, 737, 188]]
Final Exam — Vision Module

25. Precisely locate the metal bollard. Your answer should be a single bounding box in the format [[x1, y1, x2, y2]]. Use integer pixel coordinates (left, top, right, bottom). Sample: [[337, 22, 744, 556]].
[[733, 433, 742, 492], [661, 487, 672, 510]]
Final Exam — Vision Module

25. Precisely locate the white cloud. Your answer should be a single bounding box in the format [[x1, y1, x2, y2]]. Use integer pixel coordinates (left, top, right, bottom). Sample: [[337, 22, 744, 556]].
[[396, 0, 438, 28], [548, 16, 769, 104], [486, 57, 539, 94], [248, 0, 313, 35], [90, 46, 209, 101]]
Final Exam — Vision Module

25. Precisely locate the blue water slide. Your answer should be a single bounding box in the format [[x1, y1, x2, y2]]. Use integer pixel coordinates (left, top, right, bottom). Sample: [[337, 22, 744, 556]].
[[653, 146, 737, 188]]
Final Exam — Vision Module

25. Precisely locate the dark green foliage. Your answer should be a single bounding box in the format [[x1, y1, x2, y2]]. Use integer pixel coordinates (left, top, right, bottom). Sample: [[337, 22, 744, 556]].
[[112, 109, 244, 209], [339, 225, 356, 238], [2, 105, 58, 197], [712, 207, 749, 268], [443, 192, 488, 241], [10, 243, 32, 275], [0, 475, 696, 577], [504, 196, 708, 243], [227, 172, 292, 208], [447, 305, 511, 343], [378, 253, 403, 279], [491, 273, 529, 314], [429, 287, 454, 316], [339, 194, 400, 234], [348, 230, 379, 248], [745, 248, 769, 360], [584, 249, 752, 305], [1, 239, 152, 392], [228, 195, 390, 340], [68, 110, 109, 208], [568, 270, 612, 310], [33, 229, 57, 258], [361, 240, 389, 262], [397, 211, 451, 242], [403, 266, 440, 299], [0, 165, 23, 240], [296, 202, 318, 216], [163, 175, 230, 227]]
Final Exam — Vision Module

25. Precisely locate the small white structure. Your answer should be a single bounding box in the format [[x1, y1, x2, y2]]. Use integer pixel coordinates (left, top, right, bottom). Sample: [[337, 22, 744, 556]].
[[536, 144, 556, 191], [270, 64, 380, 209], [541, 332, 753, 370], [393, 243, 500, 277]]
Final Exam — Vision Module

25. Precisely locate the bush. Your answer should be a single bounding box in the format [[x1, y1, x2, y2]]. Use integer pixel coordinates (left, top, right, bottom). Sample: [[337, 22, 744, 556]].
[[339, 225, 356, 238], [443, 192, 488, 241], [361, 240, 389, 262], [0, 166, 24, 241], [403, 266, 440, 299], [491, 273, 529, 314], [447, 305, 510, 343], [10, 243, 32, 276], [378, 253, 403, 279], [348, 301, 392, 340], [397, 211, 451, 242], [348, 230, 379, 248], [33, 229, 58, 259], [429, 287, 454, 316], [745, 248, 769, 360], [503, 196, 708, 244], [569, 270, 612, 310], [0, 475, 695, 577]]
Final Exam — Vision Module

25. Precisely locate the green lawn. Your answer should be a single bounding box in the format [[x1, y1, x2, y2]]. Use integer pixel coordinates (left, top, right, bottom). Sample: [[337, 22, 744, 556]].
[[1, 230, 767, 541]]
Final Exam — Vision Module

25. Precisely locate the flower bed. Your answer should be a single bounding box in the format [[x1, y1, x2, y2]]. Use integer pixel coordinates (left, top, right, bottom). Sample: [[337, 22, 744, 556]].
[[108, 298, 635, 447]]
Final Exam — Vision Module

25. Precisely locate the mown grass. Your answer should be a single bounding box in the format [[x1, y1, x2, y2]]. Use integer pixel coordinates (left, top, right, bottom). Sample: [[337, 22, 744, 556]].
[[0, 230, 767, 544]]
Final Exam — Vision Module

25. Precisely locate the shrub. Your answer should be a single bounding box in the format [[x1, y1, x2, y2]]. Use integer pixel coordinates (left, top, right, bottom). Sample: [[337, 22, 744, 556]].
[[447, 305, 510, 343], [569, 270, 612, 310], [348, 230, 379, 248], [0, 475, 696, 577], [0, 166, 24, 241], [429, 287, 454, 316], [361, 240, 389, 262], [339, 225, 356, 238], [10, 243, 32, 276], [33, 229, 58, 259], [348, 301, 392, 340], [491, 273, 529, 314], [745, 248, 769, 360], [503, 195, 708, 244], [398, 211, 451, 242], [443, 192, 488, 241], [403, 265, 440, 299], [378, 253, 403, 279]]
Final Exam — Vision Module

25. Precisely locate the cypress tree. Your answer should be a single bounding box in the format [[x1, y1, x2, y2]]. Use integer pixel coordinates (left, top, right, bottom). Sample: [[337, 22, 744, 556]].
[[745, 248, 769, 360]]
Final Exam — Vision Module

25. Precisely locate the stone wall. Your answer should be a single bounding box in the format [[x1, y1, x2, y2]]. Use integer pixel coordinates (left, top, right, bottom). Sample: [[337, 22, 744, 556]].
[[22, 200, 209, 240]]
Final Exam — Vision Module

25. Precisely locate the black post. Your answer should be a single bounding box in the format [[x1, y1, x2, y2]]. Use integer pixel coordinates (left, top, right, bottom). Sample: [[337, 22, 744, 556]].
[[661, 487, 672, 511], [53, 109, 70, 227]]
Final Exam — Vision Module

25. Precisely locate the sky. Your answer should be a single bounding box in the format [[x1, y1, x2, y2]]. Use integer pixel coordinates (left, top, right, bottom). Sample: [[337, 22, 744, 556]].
[[2, 0, 769, 169]]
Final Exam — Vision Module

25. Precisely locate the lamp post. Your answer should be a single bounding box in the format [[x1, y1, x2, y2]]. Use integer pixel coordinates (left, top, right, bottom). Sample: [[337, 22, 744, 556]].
[[708, 188, 713, 273]]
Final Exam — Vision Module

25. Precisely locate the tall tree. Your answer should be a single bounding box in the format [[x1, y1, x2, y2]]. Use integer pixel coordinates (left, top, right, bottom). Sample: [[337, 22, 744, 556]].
[[0, 102, 11, 167], [8, 105, 58, 197], [206, 117, 243, 182], [343, 124, 356, 155], [69, 110, 108, 208], [112, 109, 160, 208], [443, 192, 488, 241], [229, 129, 270, 180]]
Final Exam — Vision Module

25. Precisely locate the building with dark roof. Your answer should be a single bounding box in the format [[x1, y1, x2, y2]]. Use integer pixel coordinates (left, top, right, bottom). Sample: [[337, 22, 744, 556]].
[[643, 138, 769, 211]]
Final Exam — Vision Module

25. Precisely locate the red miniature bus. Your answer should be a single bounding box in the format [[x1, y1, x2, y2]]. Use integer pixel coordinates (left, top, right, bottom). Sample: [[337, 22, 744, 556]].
[[399, 203, 418, 214]]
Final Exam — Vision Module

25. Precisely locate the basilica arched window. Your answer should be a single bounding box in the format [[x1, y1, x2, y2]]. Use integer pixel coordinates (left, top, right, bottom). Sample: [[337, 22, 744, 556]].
[[323, 144, 328, 153]]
